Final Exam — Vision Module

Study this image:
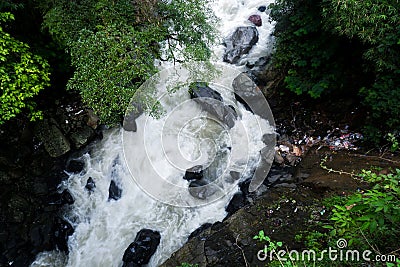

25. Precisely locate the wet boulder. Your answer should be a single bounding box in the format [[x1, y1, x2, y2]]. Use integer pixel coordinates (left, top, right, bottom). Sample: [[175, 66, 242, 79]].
[[183, 165, 204, 181], [248, 14, 262, 27], [122, 229, 161, 267], [61, 189, 74, 205], [34, 119, 71, 157], [108, 180, 122, 201], [223, 26, 259, 64], [189, 82, 223, 101], [65, 159, 85, 174], [85, 177, 96, 192], [189, 83, 237, 128], [48, 189, 74, 205], [123, 102, 144, 132], [232, 73, 273, 122], [69, 126, 95, 149], [52, 217, 74, 253]]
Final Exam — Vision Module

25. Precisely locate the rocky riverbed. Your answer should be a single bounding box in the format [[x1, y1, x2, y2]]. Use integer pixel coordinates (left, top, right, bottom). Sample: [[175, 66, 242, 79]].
[[0, 92, 101, 266]]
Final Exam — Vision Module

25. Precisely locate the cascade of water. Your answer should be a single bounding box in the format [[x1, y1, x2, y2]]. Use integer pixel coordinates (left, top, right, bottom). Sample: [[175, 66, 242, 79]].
[[31, 1, 276, 266]]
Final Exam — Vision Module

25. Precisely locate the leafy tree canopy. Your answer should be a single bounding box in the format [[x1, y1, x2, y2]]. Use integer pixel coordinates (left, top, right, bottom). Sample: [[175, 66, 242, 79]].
[[41, 0, 218, 124], [270, 0, 400, 140], [0, 12, 50, 124]]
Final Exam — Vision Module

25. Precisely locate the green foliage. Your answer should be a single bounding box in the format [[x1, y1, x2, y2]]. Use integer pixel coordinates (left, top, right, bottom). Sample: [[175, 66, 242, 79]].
[[0, 12, 50, 124], [334, 0, 400, 133], [271, 0, 400, 139], [387, 133, 399, 152], [41, 0, 218, 125], [269, 0, 361, 98], [253, 230, 283, 253], [387, 258, 400, 267], [325, 169, 400, 250]]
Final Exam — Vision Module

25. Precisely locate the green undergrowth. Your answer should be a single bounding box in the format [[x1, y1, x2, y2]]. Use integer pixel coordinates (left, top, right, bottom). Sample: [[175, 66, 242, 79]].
[[253, 168, 400, 266]]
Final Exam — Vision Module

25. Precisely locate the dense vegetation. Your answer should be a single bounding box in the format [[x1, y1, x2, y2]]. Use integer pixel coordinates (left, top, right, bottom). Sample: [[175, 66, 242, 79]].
[[1, 0, 217, 125], [1, 0, 399, 142], [270, 0, 400, 142], [0, 11, 50, 123]]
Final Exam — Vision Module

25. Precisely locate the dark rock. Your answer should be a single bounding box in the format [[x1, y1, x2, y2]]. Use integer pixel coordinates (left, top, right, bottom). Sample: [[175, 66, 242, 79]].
[[189, 82, 223, 102], [188, 223, 212, 240], [85, 177, 96, 192], [123, 102, 143, 132], [227, 105, 238, 119], [44, 169, 69, 191], [122, 229, 161, 266], [34, 119, 71, 157], [184, 165, 204, 181], [223, 26, 259, 64], [109, 180, 122, 201], [48, 189, 74, 205], [234, 92, 252, 113], [29, 216, 53, 251], [258, 6, 266, 12], [61, 189, 74, 205], [246, 56, 271, 85], [238, 178, 252, 197], [226, 192, 247, 215], [52, 217, 74, 253], [86, 109, 99, 129], [65, 159, 85, 174], [232, 73, 274, 122], [248, 14, 262, 27], [69, 126, 95, 149]]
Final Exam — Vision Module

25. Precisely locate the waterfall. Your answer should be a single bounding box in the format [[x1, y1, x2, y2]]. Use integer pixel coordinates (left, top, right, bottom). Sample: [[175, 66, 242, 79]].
[[31, 0, 276, 266]]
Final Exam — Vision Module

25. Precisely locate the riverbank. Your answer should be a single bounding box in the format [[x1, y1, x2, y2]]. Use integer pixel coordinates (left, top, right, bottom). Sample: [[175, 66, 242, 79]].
[[161, 86, 400, 266]]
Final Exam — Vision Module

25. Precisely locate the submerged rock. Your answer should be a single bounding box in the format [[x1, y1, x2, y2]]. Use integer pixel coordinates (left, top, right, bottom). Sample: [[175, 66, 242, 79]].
[[122, 229, 161, 267], [223, 26, 259, 64], [108, 180, 122, 200], [248, 14, 262, 26]]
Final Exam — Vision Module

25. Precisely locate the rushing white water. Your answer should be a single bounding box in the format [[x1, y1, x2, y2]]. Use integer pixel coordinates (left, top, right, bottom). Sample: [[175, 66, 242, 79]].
[[31, 0, 276, 266]]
